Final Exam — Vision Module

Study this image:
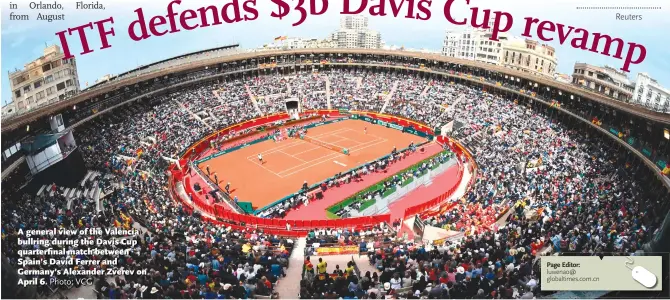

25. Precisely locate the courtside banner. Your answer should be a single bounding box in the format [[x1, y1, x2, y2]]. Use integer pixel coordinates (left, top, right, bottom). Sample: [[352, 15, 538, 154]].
[[352, 115, 432, 139], [303, 117, 346, 130], [315, 246, 360, 256]]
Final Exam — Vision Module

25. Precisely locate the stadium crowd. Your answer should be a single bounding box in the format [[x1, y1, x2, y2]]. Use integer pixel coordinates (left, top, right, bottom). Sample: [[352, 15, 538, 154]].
[[297, 86, 664, 299], [2, 68, 667, 299]]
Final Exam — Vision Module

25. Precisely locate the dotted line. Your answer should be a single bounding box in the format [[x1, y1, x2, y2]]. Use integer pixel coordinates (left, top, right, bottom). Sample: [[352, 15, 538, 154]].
[[576, 6, 661, 10]]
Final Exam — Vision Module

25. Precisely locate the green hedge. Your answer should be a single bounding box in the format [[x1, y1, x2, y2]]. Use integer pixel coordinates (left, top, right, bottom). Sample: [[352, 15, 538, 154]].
[[381, 186, 396, 198], [326, 182, 384, 214], [359, 199, 376, 211], [325, 150, 454, 218], [326, 211, 340, 220]]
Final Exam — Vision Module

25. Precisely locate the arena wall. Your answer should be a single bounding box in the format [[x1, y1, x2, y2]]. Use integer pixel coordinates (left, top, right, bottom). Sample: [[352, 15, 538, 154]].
[[167, 110, 471, 235]]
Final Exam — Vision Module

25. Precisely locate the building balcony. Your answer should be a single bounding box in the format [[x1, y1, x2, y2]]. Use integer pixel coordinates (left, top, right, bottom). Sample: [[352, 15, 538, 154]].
[[572, 73, 633, 98]]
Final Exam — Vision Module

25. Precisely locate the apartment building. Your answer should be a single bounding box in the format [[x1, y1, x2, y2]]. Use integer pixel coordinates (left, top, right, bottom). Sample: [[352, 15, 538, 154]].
[[632, 73, 670, 113], [501, 38, 557, 77], [441, 17, 507, 65], [572, 63, 635, 102], [331, 16, 382, 49], [5, 45, 80, 117], [554, 73, 573, 84], [340, 15, 368, 31]]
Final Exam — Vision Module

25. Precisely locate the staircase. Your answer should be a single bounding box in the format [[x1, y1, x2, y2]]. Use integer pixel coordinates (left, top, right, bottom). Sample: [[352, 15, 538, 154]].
[[380, 81, 399, 114], [275, 237, 307, 299], [323, 76, 332, 109], [36, 170, 104, 211], [245, 84, 264, 116], [212, 90, 225, 106], [285, 81, 292, 96], [420, 84, 431, 97], [397, 217, 417, 240], [466, 131, 488, 155], [174, 100, 213, 130]]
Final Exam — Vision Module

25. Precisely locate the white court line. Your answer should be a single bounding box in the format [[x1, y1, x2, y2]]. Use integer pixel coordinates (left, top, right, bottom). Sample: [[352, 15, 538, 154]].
[[241, 125, 390, 178], [244, 128, 352, 159], [332, 132, 383, 144], [313, 127, 351, 136], [276, 152, 344, 175], [246, 157, 285, 178], [246, 139, 305, 158], [334, 161, 347, 167], [240, 128, 358, 177], [288, 145, 324, 156], [309, 136, 349, 146], [278, 150, 307, 162], [278, 138, 388, 177], [278, 139, 386, 174], [275, 137, 383, 175]]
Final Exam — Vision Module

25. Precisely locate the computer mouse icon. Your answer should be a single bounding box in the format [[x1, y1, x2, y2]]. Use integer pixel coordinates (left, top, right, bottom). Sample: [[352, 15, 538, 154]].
[[632, 266, 657, 288]]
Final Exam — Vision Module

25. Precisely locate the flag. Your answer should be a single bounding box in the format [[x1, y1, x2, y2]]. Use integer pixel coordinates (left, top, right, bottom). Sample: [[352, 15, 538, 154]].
[[663, 165, 670, 175], [136, 148, 143, 157], [274, 36, 287, 41]]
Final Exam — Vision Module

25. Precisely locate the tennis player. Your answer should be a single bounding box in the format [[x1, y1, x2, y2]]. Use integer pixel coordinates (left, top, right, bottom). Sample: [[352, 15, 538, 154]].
[[258, 153, 264, 164], [364, 127, 367, 134]]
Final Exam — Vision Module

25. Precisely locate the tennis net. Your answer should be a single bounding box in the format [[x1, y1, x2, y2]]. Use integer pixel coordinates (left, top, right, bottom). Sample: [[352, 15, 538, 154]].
[[302, 135, 349, 155]]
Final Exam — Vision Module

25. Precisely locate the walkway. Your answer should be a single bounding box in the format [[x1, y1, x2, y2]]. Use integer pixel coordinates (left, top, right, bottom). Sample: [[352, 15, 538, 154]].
[[440, 94, 465, 119], [213, 90, 225, 106], [244, 84, 264, 116], [323, 75, 332, 109], [174, 100, 213, 130], [386, 164, 461, 220], [420, 84, 431, 98], [275, 237, 306, 299], [283, 143, 443, 220], [379, 81, 399, 114], [397, 162, 473, 239], [285, 81, 292, 96], [1, 156, 25, 180]]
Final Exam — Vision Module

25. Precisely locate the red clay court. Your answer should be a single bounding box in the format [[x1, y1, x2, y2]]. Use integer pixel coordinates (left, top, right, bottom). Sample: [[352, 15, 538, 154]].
[[197, 119, 428, 209]]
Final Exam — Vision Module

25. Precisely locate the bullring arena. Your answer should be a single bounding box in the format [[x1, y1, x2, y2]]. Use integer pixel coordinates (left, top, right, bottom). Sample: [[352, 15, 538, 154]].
[[2, 47, 670, 299], [195, 118, 431, 209]]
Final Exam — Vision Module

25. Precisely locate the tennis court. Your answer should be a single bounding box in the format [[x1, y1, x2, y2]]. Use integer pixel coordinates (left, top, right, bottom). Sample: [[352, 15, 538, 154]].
[[197, 119, 429, 210]]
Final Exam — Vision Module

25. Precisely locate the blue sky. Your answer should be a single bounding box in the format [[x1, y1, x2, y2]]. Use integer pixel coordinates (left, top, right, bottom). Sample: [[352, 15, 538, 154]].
[[2, 0, 669, 106]]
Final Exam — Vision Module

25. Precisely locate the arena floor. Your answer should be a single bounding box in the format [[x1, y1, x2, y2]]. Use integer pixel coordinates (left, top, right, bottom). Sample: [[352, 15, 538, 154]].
[[197, 119, 428, 209]]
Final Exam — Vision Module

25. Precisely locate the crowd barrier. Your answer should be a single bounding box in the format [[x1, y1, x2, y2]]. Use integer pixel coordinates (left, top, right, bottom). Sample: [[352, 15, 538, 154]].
[[212, 206, 391, 231], [172, 170, 392, 232], [401, 135, 469, 219], [204, 218, 306, 238], [169, 110, 457, 235]]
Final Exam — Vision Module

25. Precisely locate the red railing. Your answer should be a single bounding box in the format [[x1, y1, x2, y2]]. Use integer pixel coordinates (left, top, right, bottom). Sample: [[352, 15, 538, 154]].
[[169, 110, 452, 235], [172, 172, 392, 232], [401, 135, 474, 219]]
